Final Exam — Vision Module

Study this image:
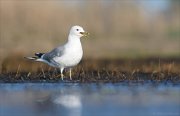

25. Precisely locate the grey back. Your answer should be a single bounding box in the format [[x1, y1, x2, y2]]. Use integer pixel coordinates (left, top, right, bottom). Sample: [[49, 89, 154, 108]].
[[42, 46, 65, 66]]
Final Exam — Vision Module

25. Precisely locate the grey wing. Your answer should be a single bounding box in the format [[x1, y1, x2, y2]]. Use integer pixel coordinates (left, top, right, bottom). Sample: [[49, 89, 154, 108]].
[[42, 46, 65, 66]]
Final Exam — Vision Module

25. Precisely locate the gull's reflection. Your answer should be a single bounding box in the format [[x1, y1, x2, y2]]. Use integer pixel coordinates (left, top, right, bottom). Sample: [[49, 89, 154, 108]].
[[53, 94, 82, 116], [35, 92, 82, 116]]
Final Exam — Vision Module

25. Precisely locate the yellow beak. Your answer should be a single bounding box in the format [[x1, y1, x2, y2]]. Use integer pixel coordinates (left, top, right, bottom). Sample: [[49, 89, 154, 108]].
[[80, 32, 90, 37]]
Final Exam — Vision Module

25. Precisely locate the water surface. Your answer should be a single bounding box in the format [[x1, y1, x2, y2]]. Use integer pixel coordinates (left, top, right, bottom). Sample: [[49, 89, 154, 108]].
[[0, 83, 180, 116]]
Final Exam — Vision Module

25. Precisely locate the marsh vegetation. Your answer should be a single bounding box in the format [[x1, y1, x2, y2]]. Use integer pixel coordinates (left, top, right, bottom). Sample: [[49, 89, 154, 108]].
[[1, 56, 180, 83]]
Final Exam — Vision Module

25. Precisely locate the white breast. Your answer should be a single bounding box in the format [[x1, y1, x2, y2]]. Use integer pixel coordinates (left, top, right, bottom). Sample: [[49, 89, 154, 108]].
[[53, 39, 83, 68]]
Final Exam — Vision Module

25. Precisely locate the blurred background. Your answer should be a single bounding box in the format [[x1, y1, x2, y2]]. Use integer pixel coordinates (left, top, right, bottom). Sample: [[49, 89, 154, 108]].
[[0, 0, 180, 72]]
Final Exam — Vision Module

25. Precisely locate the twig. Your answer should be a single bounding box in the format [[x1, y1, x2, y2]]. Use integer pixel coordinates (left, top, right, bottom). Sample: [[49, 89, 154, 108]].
[[15, 64, 21, 78], [158, 58, 161, 72], [106, 70, 110, 77], [41, 66, 46, 79], [158, 58, 161, 80], [97, 70, 101, 79], [27, 72, 31, 77]]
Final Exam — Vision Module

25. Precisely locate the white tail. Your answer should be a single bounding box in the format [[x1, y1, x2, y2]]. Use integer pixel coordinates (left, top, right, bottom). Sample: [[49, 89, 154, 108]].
[[24, 56, 38, 60]]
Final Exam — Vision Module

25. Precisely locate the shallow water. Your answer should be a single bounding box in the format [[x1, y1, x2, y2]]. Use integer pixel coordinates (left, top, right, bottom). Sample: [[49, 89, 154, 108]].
[[0, 83, 180, 116]]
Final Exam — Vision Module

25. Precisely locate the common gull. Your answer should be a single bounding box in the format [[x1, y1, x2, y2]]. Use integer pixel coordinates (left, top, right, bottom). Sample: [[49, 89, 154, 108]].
[[25, 25, 89, 80]]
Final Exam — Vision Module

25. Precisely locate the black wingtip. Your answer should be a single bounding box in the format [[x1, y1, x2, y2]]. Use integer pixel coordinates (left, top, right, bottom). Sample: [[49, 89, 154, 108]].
[[35, 53, 45, 58]]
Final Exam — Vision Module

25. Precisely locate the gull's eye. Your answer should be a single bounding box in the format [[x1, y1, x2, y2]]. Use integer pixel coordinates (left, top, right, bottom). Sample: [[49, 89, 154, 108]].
[[76, 29, 79, 31]]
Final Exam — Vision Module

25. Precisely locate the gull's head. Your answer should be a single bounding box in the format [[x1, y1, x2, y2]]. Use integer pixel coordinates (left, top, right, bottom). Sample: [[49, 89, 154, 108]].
[[69, 25, 89, 38]]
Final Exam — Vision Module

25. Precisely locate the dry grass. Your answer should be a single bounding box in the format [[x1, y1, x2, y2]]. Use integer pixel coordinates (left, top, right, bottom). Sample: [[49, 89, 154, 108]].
[[1, 53, 180, 73], [0, 54, 180, 83]]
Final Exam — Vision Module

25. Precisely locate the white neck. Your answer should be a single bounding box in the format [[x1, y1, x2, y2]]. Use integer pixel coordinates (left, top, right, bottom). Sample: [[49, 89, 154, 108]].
[[66, 34, 83, 54], [67, 34, 81, 44]]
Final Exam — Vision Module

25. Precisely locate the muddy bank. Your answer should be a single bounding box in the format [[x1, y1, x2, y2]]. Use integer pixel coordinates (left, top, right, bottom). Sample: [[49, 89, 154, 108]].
[[0, 58, 180, 83], [0, 70, 180, 83]]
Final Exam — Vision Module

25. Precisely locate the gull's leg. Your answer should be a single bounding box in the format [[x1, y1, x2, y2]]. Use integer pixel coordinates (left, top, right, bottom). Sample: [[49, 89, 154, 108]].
[[69, 68, 72, 80], [60, 68, 64, 80]]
